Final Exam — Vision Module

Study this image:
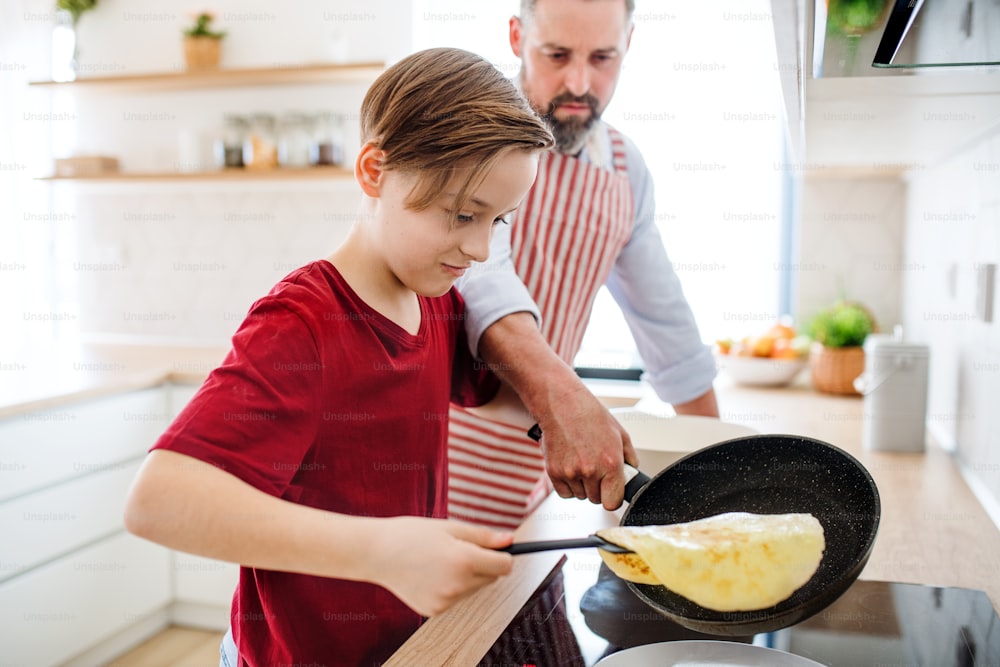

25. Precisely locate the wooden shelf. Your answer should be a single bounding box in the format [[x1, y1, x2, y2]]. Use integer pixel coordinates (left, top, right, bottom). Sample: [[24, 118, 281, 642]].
[[37, 166, 354, 182], [28, 62, 384, 92]]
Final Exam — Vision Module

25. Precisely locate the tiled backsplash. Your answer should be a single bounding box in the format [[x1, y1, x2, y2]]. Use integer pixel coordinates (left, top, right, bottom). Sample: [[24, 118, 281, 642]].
[[74, 180, 357, 344], [796, 173, 906, 330]]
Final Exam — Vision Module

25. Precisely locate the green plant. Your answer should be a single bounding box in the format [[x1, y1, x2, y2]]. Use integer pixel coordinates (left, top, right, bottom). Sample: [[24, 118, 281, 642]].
[[184, 12, 225, 39], [56, 0, 97, 24], [826, 0, 889, 36], [806, 300, 876, 348]]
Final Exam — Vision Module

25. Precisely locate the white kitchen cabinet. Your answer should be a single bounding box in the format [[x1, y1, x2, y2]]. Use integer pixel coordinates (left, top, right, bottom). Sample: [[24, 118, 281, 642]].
[[166, 382, 200, 416], [0, 531, 171, 666], [0, 460, 142, 583], [0, 388, 174, 664], [0, 387, 168, 501]]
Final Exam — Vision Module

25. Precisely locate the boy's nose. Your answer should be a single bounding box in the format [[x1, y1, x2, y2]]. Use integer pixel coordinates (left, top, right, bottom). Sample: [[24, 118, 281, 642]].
[[461, 225, 492, 264]]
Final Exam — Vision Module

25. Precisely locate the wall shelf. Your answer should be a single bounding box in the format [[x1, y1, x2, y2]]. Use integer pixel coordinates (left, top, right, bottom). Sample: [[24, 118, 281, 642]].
[[28, 62, 384, 92], [37, 166, 354, 182]]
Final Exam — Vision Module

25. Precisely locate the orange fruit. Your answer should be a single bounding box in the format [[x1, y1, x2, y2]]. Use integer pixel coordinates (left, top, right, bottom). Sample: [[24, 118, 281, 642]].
[[765, 323, 796, 340], [750, 336, 775, 358]]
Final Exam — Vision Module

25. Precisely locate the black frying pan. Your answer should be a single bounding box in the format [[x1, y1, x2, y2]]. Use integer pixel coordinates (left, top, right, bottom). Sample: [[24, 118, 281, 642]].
[[513, 427, 880, 636]]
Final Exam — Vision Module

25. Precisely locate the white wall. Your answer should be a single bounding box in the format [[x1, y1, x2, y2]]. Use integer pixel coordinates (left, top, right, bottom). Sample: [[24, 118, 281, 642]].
[[902, 123, 1000, 510], [5, 0, 414, 346], [795, 173, 906, 330]]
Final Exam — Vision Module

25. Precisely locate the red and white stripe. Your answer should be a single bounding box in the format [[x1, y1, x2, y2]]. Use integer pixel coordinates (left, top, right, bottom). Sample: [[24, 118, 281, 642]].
[[448, 129, 634, 529]]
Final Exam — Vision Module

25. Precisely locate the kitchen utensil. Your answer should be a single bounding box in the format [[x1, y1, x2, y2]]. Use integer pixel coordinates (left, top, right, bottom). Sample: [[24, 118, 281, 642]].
[[522, 424, 880, 636], [594, 640, 827, 667], [500, 534, 632, 555]]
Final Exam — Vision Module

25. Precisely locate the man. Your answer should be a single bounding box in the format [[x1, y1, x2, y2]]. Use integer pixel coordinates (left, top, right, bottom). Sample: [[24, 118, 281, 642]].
[[451, 0, 719, 529]]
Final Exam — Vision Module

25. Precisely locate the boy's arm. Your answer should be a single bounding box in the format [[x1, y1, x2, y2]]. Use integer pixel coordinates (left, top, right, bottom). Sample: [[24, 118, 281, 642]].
[[477, 313, 638, 510], [124, 449, 513, 617]]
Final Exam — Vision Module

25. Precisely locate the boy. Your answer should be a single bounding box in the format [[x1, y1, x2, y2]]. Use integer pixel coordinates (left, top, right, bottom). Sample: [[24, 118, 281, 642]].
[[123, 47, 553, 666]]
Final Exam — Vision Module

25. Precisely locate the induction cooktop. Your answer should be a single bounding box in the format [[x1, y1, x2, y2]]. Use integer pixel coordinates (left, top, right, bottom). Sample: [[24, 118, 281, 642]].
[[478, 551, 1000, 667]]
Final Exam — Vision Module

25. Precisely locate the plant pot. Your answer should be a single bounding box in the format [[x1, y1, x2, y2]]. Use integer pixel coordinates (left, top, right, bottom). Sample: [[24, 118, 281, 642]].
[[810, 344, 865, 395], [183, 36, 222, 70]]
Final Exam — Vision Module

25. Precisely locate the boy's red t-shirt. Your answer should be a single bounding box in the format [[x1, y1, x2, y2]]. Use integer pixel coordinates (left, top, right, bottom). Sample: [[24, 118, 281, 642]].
[[152, 261, 499, 666]]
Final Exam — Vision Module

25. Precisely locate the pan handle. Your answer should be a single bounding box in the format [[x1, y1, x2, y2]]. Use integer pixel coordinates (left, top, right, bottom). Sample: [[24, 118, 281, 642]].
[[526, 423, 651, 503]]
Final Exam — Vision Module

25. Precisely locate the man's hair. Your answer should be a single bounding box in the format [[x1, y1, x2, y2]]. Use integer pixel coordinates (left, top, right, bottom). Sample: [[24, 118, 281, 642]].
[[360, 47, 553, 218], [520, 0, 635, 23]]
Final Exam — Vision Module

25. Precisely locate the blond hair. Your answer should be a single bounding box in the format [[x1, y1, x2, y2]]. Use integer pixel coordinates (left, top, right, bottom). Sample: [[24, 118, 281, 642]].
[[360, 47, 553, 219]]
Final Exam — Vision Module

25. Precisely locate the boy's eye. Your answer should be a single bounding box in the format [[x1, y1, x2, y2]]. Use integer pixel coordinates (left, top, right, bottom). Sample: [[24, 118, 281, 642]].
[[455, 213, 475, 223], [493, 216, 510, 226]]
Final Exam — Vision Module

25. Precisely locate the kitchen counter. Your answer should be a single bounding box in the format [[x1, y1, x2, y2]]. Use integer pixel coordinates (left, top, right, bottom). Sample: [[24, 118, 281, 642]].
[[0, 341, 228, 419], [6, 344, 999, 663], [388, 378, 1000, 666]]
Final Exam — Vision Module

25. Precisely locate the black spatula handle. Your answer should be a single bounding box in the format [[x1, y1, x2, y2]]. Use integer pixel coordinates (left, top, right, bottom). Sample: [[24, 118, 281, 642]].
[[499, 535, 632, 554]]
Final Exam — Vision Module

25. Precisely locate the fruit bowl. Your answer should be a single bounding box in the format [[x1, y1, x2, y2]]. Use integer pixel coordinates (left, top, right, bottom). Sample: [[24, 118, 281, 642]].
[[716, 354, 808, 387]]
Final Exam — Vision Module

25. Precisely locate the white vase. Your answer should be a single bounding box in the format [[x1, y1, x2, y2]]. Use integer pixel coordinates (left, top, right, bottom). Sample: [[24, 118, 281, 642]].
[[52, 9, 79, 82]]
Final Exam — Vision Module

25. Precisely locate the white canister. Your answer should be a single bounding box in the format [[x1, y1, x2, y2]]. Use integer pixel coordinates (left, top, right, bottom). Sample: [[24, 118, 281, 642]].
[[854, 332, 930, 452]]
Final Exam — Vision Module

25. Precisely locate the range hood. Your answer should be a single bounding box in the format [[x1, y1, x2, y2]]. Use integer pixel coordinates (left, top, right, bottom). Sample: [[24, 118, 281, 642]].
[[814, 0, 1000, 77]]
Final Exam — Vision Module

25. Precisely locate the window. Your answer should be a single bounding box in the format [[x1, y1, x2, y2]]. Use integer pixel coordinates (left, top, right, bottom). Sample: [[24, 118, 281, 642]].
[[412, 0, 787, 373]]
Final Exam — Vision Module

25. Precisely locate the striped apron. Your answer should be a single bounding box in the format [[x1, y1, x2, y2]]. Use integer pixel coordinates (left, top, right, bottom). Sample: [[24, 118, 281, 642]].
[[448, 128, 634, 529]]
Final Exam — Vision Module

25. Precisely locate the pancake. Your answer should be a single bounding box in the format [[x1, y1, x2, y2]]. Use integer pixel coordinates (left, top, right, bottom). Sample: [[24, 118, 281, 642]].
[[596, 512, 825, 611]]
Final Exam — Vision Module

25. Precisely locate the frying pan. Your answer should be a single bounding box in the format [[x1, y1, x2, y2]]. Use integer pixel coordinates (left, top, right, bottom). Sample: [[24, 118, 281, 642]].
[[512, 427, 880, 636]]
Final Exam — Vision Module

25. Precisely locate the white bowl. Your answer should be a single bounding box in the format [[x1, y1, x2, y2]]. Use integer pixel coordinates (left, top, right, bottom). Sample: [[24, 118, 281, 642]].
[[610, 408, 758, 475], [716, 354, 807, 387]]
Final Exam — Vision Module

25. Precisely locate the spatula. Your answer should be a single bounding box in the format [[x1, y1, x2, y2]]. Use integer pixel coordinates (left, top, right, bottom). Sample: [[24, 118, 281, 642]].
[[499, 535, 633, 555]]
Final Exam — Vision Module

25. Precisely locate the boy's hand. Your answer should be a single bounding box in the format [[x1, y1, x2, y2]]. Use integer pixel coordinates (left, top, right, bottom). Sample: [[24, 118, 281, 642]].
[[368, 517, 514, 618]]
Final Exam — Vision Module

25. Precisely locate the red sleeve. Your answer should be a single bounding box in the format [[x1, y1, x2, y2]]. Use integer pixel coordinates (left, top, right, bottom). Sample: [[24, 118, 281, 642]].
[[448, 291, 501, 408], [152, 297, 323, 497]]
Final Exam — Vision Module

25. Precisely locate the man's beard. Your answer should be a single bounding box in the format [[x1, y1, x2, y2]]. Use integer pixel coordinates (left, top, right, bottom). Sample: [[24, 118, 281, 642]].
[[539, 92, 602, 154]]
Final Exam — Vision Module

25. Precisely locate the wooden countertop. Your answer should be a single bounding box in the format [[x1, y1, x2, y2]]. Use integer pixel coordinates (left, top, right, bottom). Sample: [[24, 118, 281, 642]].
[[388, 378, 1000, 665]]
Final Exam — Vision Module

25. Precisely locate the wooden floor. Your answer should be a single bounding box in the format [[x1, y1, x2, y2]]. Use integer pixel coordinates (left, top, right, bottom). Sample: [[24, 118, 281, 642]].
[[103, 627, 225, 667]]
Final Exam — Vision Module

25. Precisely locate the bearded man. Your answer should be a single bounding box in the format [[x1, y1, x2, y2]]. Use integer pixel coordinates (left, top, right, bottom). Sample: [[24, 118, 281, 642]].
[[451, 0, 719, 529]]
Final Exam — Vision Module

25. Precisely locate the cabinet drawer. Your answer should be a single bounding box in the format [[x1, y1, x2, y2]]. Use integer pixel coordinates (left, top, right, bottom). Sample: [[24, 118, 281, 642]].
[[0, 532, 171, 666], [167, 382, 200, 417], [0, 387, 169, 502], [174, 552, 239, 607], [0, 460, 141, 583]]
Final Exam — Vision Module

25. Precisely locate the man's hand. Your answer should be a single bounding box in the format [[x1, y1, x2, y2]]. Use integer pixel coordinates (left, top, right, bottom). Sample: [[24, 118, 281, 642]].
[[531, 384, 639, 508], [478, 313, 638, 511]]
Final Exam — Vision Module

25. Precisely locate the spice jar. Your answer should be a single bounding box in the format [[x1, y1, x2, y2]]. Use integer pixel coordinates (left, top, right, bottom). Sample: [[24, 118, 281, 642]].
[[214, 113, 248, 169], [309, 112, 345, 167], [277, 112, 313, 168], [243, 113, 279, 169]]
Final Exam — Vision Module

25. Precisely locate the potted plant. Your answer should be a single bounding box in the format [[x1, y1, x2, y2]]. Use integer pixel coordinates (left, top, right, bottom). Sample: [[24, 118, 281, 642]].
[[183, 12, 225, 70], [805, 300, 877, 395]]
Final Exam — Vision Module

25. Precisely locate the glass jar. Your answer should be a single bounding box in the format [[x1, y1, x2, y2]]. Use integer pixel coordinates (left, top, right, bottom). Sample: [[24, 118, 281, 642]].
[[277, 112, 313, 168], [309, 112, 345, 167], [243, 113, 278, 169], [214, 113, 248, 169]]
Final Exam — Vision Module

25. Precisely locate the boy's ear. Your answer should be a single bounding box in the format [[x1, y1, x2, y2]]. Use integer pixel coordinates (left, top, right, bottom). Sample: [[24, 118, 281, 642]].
[[355, 142, 386, 197]]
